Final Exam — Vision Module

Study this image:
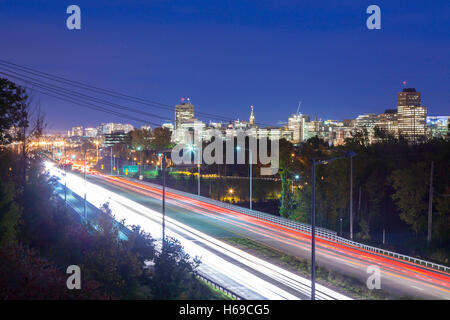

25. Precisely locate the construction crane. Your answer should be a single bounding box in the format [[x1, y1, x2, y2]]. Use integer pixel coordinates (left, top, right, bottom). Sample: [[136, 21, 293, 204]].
[[296, 100, 302, 116]]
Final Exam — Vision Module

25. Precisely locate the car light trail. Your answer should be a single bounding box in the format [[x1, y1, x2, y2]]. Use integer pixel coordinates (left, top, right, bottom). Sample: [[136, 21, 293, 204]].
[[100, 174, 450, 293], [92, 172, 450, 298], [46, 162, 351, 300]]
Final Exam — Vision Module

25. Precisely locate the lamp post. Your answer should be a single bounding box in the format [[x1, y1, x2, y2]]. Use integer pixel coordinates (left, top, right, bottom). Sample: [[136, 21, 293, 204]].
[[292, 174, 300, 193], [162, 152, 166, 247], [310, 150, 356, 300], [64, 148, 67, 208], [249, 148, 253, 210], [110, 146, 113, 176], [236, 146, 253, 210], [137, 146, 143, 177], [188, 144, 201, 196], [84, 148, 87, 223], [158, 149, 171, 251]]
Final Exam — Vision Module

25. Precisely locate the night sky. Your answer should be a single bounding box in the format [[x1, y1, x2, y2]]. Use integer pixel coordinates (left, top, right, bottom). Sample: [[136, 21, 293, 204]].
[[1, 0, 449, 132]]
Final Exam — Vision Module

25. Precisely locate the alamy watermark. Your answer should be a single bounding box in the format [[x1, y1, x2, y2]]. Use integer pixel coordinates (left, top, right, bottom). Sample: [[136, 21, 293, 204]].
[[171, 128, 279, 176], [366, 265, 381, 290], [366, 5, 381, 30], [66, 265, 81, 290]]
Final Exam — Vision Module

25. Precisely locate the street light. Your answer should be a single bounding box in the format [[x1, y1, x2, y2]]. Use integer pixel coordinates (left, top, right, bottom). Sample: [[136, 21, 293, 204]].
[[137, 146, 143, 177], [292, 174, 300, 193], [236, 146, 253, 210], [158, 149, 171, 251], [188, 144, 201, 196], [310, 150, 356, 300]]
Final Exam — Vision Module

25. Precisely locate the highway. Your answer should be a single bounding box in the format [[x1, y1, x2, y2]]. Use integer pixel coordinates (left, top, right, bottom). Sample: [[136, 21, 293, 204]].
[[48, 163, 450, 300], [92, 172, 450, 299], [47, 163, 351, 300]]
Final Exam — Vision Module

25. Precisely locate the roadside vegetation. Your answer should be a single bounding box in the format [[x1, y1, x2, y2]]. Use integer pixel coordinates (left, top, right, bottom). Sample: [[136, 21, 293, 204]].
[[0, 78, 224, 300]]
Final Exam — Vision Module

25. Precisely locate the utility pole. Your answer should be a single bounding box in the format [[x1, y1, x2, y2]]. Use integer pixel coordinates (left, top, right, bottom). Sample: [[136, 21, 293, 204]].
[[249, 148, 253, 210], [427, 161, 434, 244], [198, 147, 201, 196], [350, 156, 354, 240], [110, 146, 113, 176], [64, 148, 67, 208], [311, 159, 316, 300], [162, 152, 166, 250]]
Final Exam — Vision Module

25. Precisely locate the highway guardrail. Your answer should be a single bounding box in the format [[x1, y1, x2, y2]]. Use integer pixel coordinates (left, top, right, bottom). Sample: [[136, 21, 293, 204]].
[[130, 178, 450, 274]]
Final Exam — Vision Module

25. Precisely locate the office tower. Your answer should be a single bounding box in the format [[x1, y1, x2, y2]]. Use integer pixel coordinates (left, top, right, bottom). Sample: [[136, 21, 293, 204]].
[[123, 124, 134, 134], [397, 88, 427, 142], [427, 116, 449, 138], [288, 114, 306, 143], [71, 126, 83, 137], [84, 127, 98, 137], [375, 109, 398, 138], [175, 99, 195, 131]]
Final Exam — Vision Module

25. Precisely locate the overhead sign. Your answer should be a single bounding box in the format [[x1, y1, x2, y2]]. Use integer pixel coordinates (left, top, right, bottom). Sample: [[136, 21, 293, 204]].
[[122, 165, 138, 173]]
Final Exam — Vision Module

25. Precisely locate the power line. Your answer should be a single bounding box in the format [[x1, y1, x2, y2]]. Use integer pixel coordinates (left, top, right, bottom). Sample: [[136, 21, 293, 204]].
[[0, 59, 277, 127], [0, 67, 172, 122], [0, 71, 163, 126]]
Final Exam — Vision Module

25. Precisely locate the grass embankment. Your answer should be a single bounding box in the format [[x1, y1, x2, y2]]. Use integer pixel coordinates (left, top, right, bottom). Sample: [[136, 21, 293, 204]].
[[198, 278, 235, 300], [225, 237, 418, 300]]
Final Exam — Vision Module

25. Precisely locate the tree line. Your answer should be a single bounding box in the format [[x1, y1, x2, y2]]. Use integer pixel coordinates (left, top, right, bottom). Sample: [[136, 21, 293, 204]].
[[278, 130, 449, 264], [0, 78, 223, 299]]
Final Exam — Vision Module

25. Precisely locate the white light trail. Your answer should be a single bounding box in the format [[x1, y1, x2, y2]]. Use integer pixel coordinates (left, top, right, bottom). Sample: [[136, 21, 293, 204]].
[[46, 162, 351, 300]]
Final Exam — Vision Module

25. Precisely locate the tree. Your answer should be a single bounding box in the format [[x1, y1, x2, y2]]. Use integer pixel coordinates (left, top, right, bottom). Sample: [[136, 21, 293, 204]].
[[278, 139, 295, 217], [0, 78, 28, 146], [389, 162, 429, 235], [150, 127, 173, 151], [130, 128, 152, 151], [149, 237, 200, 299]]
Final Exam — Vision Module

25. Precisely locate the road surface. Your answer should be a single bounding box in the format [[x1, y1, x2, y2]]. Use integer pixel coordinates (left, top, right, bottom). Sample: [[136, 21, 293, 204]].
[[81, 172, 450, 300]]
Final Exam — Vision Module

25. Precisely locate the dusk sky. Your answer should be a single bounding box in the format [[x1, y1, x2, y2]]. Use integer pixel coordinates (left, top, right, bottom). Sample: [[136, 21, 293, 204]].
[[1, 0, 449, 132]]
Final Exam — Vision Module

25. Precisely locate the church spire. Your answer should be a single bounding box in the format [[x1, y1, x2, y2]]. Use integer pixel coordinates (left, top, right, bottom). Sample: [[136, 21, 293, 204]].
[[249, 105, 255, 125]]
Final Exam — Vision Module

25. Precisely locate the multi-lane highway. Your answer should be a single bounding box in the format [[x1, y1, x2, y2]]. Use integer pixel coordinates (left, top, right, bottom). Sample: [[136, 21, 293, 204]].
[[49, 163, 450, 300], [48, 163, 351, 300]]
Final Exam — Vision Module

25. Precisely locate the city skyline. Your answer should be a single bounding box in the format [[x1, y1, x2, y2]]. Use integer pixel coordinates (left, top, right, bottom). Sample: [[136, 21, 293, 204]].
[[1, 1, 449, 131]]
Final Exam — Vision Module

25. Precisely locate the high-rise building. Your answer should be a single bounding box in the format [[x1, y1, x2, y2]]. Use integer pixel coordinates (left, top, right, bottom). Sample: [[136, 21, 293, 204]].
[[84, 127, 98, 137], [100, 123, 134, 135], [123, 124, 134, 134], [427, 116, 449, 138], [71, 126, 83, 137], [162, 123, 174, 132], [375, 109, 398, 138], [175, 99, 195, 131], [249, 105, 255, 126], [397, 88, 427, 142], [288, 114, 306, 143]]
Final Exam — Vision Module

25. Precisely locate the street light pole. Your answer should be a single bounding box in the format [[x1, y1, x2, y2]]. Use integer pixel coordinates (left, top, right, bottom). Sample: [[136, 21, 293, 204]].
[[110, 146, 113, 176], [249, 148, 252, 210], [311, 159, 316, 300], [350, 156, 354, 240], [198, 147, 201, 196], [310, 150, 356, 300], [162, 152, 166, 249], [84, 148, 87, 222], [64, 148, 67, 207]]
